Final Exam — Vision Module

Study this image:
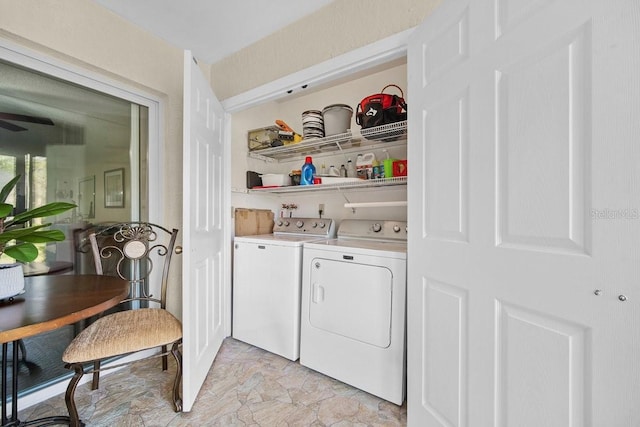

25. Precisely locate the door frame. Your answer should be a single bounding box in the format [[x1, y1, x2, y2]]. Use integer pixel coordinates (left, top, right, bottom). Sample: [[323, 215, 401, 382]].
[[0, 36, 165, 410]]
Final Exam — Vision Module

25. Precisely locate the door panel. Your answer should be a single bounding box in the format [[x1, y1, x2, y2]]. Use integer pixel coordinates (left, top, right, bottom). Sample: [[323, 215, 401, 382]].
[[495, 302, 587, 427], [422, 8, 469, 85], [408, 0, 640, 426], [182, 51, 227, 412], [421, 278, 468, 427], [495, 26, 590, 254], [424, 88, 470, 242]]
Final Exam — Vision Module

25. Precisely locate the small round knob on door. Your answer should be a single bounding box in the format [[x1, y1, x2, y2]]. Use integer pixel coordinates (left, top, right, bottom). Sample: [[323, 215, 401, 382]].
[[314, 262, 321, 269], [175, 246, 183, 254], [594, 289, 603, 296], [619, 294, 628, 302]]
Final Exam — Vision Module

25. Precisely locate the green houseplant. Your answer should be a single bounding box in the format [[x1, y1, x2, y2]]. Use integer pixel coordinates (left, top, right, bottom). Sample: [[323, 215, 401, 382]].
[[0, 175, 76, 263]]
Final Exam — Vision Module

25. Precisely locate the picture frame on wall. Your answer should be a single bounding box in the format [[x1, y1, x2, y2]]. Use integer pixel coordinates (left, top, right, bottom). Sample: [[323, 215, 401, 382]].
[[104, 168, 124, 208]]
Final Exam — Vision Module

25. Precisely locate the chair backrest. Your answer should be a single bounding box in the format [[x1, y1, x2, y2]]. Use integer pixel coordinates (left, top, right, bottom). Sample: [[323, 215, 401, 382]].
[[86, 222, 178, 309]]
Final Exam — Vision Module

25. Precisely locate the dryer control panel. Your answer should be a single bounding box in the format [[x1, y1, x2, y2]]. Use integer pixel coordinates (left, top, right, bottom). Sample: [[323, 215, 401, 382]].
[[337, 220, 408, 242], [273, 217, 335, 237]]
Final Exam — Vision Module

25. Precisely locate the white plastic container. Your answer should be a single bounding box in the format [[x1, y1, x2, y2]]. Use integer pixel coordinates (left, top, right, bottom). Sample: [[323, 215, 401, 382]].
[[346, 159, 356, 177], [260, 173, 291, 187], [322, 104, 353, 136]]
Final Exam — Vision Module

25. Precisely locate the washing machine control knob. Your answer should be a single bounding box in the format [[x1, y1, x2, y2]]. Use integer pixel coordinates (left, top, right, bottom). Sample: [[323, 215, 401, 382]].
[[296, 220, 304, 228], [393, 225, 401, 232], [311, 222, 318, 228], [372, 223, 382, 232], [283, 221, 290, 227], [318, 222, 326, 228], [276, 220, 283, 226]]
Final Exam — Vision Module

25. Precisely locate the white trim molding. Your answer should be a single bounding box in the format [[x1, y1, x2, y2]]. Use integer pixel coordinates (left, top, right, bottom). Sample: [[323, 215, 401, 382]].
[[222, 28, 414, 113]]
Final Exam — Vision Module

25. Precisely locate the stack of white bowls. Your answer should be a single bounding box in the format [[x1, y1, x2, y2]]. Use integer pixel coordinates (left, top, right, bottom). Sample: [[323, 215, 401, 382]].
[[301, 110, 324, 139]]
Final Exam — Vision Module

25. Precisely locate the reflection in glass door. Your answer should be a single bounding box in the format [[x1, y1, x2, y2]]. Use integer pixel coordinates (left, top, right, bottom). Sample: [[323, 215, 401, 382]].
[[0, 58, 148, 395]]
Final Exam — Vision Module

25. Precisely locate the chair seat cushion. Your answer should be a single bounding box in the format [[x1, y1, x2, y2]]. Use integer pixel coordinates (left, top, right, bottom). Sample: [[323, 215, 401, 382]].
[[63, 308, 182, 363]]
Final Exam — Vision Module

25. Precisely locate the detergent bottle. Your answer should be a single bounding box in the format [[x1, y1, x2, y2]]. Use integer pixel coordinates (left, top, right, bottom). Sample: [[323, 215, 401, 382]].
[[372, 159, 381, 179], [300, 156, 316, 185]]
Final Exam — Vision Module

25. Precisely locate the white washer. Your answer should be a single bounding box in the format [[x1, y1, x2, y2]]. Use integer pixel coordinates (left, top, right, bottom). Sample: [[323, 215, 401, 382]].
[[300, 219, 407, 405], [233, 217, 335, 361]]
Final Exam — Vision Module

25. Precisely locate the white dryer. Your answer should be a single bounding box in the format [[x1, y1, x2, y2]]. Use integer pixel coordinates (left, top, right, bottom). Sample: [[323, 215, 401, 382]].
[[233, 217, 335, 361], [300, 219, 407, 405]]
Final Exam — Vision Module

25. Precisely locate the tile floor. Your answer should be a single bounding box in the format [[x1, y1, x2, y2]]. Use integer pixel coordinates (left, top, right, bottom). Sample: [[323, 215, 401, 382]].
[[21, 338, 407, 426]]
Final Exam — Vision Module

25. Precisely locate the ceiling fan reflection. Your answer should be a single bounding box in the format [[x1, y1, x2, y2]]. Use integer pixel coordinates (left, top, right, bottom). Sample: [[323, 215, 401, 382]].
[[0, 112, 54, 132]]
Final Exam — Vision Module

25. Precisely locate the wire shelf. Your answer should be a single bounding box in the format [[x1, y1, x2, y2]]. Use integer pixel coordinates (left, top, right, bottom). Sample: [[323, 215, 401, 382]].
[[248, 176, 407, 194], [248, 121, 407, 162]]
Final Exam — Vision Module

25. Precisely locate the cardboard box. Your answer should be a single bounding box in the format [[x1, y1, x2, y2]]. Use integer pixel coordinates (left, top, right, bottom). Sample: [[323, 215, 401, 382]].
[[234, 208, 274, 236]]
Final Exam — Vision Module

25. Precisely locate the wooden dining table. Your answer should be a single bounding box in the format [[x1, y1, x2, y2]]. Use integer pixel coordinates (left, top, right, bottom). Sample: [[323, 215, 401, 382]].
[[0, 274, 129, 426]]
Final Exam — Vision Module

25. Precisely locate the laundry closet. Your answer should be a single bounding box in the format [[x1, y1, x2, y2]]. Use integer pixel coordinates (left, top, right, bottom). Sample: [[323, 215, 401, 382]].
[[228, 56, 410, 405]]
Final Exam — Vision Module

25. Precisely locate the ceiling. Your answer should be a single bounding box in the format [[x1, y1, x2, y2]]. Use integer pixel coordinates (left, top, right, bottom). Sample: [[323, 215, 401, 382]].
[[92, 0, 336, 64]]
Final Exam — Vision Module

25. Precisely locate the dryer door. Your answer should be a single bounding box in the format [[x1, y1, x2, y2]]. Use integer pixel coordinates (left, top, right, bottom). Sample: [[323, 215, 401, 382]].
[[309, 258, 393, 348]]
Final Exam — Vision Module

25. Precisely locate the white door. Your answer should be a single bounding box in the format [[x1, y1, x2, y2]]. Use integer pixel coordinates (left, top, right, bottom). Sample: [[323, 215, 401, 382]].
[[407, 0, 640, 426], [182, 50, 228, 412]]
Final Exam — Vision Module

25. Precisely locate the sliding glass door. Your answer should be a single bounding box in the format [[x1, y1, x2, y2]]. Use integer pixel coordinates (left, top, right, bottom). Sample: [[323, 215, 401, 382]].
[[0, 58, 149, 394]]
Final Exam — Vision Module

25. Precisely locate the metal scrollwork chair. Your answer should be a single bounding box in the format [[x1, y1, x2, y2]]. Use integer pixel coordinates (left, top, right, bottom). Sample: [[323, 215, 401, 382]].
[[62, 222, 183, 426]]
